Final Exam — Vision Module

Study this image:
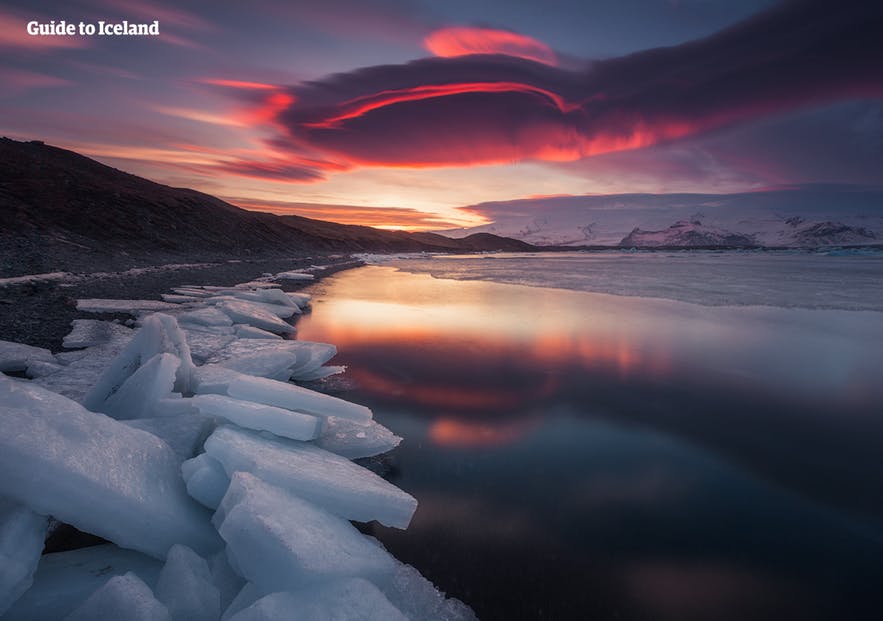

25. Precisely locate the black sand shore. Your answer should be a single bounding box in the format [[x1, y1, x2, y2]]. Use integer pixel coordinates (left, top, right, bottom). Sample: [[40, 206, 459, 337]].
[[0, 255, 362, 352]]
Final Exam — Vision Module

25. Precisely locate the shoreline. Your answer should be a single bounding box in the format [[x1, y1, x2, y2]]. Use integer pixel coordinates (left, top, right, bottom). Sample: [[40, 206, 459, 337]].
[[0, 255, 363, 352]]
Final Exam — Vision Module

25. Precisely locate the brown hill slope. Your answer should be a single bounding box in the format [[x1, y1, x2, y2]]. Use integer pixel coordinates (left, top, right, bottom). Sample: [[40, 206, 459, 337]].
[[0, 138, 532, 275]]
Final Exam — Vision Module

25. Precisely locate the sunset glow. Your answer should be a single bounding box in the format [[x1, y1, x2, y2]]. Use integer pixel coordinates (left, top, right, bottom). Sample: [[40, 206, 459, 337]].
[[1, 0, 880, 229]]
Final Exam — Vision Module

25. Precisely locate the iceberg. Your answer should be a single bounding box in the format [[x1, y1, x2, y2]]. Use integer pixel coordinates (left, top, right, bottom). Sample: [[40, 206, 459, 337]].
[[204, 426, 416, 528], [0, 377, 220, 559]]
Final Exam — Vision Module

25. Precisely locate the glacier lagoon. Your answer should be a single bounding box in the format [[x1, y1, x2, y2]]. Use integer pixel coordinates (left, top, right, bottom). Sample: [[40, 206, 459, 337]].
[[297, 251, 883, 621]]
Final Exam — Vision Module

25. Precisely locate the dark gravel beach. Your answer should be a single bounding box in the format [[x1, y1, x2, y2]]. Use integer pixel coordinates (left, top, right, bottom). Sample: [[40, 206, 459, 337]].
[[0, 254, 362, 352]]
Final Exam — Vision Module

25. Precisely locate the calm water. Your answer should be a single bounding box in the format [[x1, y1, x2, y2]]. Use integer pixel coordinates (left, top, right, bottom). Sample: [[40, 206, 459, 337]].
[[296, 255, 883, 621]]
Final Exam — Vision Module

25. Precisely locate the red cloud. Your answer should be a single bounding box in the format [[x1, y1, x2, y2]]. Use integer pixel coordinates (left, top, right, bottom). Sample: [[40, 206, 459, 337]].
[[206, 1, 883, 181], [425, 26, 557, 66]]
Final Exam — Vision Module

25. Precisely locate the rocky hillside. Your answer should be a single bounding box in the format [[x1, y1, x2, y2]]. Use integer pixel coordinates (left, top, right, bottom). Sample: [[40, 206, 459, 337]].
[[0, 138, 532, 276]]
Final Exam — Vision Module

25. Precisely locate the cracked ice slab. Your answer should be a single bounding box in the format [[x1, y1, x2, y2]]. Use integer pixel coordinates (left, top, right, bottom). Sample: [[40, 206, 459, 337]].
[[191, 394, 321, 441], [0, 377, 221, 560], [215, 473, 397, 590], [226, 374, 370, 423], [215, 300, 295, 334], [205, 426, 416, 529]]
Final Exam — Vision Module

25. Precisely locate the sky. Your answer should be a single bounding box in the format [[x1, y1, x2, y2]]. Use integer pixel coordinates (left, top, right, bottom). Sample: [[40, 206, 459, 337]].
[[1, 0, 881, 230]]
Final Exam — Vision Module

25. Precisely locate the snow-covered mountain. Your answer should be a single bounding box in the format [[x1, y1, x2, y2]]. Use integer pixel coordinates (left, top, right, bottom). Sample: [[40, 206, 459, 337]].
[[438, 186, 883, 247]]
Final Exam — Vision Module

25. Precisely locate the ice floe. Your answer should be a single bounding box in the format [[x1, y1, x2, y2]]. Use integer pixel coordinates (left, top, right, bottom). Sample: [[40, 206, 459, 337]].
[[0, 273, 475, 619]]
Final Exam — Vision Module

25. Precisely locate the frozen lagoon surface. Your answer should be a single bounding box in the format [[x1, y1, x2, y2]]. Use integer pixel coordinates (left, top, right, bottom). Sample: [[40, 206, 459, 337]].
[[297, 251, 883, 621]]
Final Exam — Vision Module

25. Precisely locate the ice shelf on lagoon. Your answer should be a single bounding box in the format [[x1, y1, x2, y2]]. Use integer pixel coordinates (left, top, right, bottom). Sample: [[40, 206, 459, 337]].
[[0, 276, 475, 620]]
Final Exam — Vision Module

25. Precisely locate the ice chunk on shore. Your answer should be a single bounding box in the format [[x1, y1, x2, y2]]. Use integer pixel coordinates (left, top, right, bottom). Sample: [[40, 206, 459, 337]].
[[228, 578, 407, 621], [182, 454, 230, 509], [0, 501, 49, 615], [84, 314, 195, 412], [216, 473, 397, 590], [177, 307, 233, 328], [218, 351, 301, 381], [377, 563, 479, 621], [228, 375, 372, 424], [99, 353, 180, 420], [77, 298, 180, 313], [210, 552, 245, 613], [3, 545, 162, 621], [274, 271, 314, 281], [64, 572, 169, 621], [35, 322, 134, 402], [234, 325, 282, 340], [286, 292, 311, 309], [0, 377, 220, 559], [207, 339, 338, 382], [205, 426, 416, 528], [155, 545, 220, 621], [216, 300, 295, 334], [192, 394, 321, 441], [0, 340, 56, 373], [316, 417, 402, 459], [125, 413, 217, 462]]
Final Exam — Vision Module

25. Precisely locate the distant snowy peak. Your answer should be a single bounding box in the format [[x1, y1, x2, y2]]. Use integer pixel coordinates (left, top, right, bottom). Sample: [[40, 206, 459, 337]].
[[440, 188, 883, 248], [784, 220, 877, 246], [620, 220, 755, 248]]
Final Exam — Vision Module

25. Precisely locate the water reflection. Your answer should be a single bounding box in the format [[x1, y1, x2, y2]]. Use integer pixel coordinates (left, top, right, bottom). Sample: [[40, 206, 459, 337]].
[[297, 265, 883, 620]]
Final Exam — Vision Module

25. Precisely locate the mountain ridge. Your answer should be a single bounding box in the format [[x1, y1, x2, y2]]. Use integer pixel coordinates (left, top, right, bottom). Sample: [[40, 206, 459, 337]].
[[0, 138, 532, 276]]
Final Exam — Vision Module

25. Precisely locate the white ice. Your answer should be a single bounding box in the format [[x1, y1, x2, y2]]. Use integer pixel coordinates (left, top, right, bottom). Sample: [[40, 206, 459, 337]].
[[215, 300, 295, 334], [0, 340, 56, 373], [155, 545, 220, 621], [215, 473, 398, 590], [0, 500, 48, 615], [177, 307, 234, 328], [3, 545, 162, 621], [233, 325, 281, 340], [125, 413, 217, 462], [228, 578, 407, 621], [206, 339, 338, 382], [227, 374, 371, 424], [63, 572, 169, 621], [98, 353, 180, 420], [205, 425, 416, 528], [191, 394, 322, 441], [316, 417, 402, 460], [0, 377, 220, 559], [83, 314, 195, 412], [182, 453, 230, 509]]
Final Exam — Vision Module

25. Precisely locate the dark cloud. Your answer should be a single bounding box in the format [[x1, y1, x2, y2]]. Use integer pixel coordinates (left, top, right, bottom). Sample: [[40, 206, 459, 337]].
[[267, 0, 882, 170]]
